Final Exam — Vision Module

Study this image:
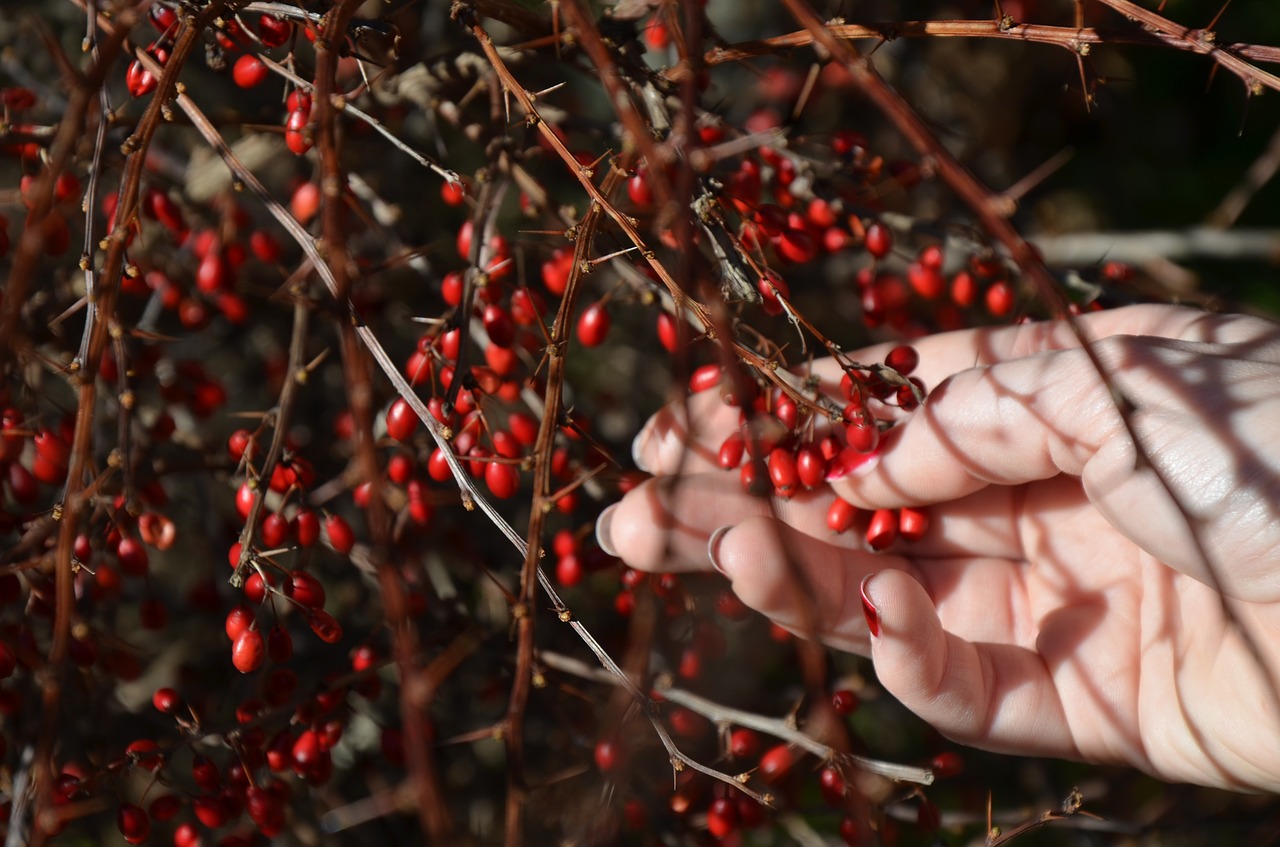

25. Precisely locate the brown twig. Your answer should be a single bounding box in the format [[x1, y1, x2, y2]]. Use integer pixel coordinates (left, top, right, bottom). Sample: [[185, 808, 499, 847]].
[[313, 0, 454, 839], [702, 17, 1280, 93], [31, 4, 237, 840]]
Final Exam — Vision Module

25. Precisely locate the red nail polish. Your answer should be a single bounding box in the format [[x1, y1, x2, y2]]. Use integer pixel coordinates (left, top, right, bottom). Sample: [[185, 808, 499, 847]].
[[860, 574, 880, 637]]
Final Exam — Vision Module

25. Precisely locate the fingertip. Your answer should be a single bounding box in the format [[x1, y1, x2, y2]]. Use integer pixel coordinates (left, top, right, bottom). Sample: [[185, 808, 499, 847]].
[[595, 503, 619, 557]]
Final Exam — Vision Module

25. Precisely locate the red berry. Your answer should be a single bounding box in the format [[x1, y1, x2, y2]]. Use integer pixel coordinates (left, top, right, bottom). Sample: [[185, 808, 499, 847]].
[[827, 498, 857, 534], [225, 603, 255, 640], [819, 766, 846, 806], [294, 508, 320, 547], [484, 460, 519, 499], [594, 739, 621, 772], [482, 304, 516, 348], [325, 514, 355, 553], [795, 442, 825, 489], [898, 506, 929, 542], [540, 247, 573, 295], [689, 364, 722, 393], [866, 508, 898, 550], [232, 54, 268, 88], [152, 687, 181, 714], [656, 311, 679, 352], [125, 60, 157, 98], [440, 179, 467, 206], [627, 171, 653, 206], [576, 302, 610, 347], [385, 397, 418, 442], [117, 803, 150, 844], [864, 221, 892, 258], [951, 269, 977, 307], [257, 14, 292, 46], [884, 344, 919, 375], [758, 744, 794, 784], [728, 728, 759, 759], [285, 108, 311, 154], [306, 608, 343, 643], [832, 688, 859, 714], [907, 260, 944, 299], [555, 554, 582, 587], [232, 628, 265, 673], [707, 797, 738, 838], [717, 432, 745, 469], [766, 447, 798, 498], [930, 750, 964, 778], [287, 570, 326, 608], [985, 279, 1015, 316], [776, 228, 816, 264], [260, 512, 290, 548]]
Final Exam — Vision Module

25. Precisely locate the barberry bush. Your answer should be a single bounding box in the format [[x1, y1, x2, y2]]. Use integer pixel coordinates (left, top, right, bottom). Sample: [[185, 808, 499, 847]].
[[1, 0, 1278, 844]]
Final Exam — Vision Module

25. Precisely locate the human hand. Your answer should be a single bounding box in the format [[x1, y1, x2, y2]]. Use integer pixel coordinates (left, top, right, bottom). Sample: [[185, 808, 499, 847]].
[[596, 304, 1280, 792]]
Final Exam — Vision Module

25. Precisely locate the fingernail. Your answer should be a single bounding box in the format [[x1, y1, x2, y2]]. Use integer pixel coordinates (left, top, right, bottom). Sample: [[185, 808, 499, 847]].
[[707, 525, 734, 576], [595, 504, 619, 557], [826, 445, 881, 482], [631, 422, 655, 473], [860, 573, 880, 638]]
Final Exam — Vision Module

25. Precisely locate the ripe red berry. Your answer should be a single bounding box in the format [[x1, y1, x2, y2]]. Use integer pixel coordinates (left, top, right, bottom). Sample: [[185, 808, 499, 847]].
[[827, 498, 857, 534], [795, 442, 826, 489], [656, 311, 679, 352], [540, 246, 573, 295], [951, 269, 977, 307], [758, 744, 794, 784], [594, 739, 621, 772], [385, 397, 419, 442], [152, 687, 181, 714], [232, 54, 268, 88], [325, 514, 355, 553], [225, 604, 255, 640], [125, 60, 157, 98], [287, 570, 326, 609], [818, 766, 846, 806], [831, 688, 859, 714], [306, 608, 344, 643], [864, 221, 892, 258], [767, 447, 798, 498], [986, 279, 1015, 316], [866, 508, 898, 550], [930, 750, 964, 778], [707, 796, 738, 838], [260, 512, 290, 548], [440, 178, 467, 206], [898, 506, 929, 542], [117, 803, 150, 844], [285, 108, 311, 155], [776, 228, 816, 264], [294, 507, 320, 547], [717, 432, 745, 469], [555, 554, 583, 587], [484, 460, 519, 499], [884, 344, 919, 375], [689, 364, 722, 393], [728, 727, 759, 759], [232, 628, 265, 673], [576, 302, 610, 347], [627, 171, 653, 206]]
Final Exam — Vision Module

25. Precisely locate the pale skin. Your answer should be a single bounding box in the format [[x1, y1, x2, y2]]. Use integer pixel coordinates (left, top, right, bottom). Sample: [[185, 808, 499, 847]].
[[596, 304, 1280, 793]]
